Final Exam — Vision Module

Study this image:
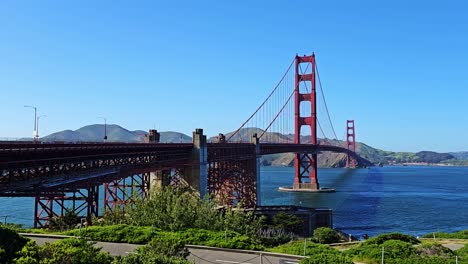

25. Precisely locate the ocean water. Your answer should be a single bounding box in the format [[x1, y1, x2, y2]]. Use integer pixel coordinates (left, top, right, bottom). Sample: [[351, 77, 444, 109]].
[[260, 166, 468, 237], [1, 166, 467, 237]]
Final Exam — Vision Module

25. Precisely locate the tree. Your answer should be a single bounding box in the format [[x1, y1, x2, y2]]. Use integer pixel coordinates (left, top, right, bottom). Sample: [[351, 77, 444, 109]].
[[312, 227, 340, 244]]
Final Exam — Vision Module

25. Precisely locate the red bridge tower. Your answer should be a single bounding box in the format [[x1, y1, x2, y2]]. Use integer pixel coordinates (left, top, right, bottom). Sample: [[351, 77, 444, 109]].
[[346, 120, 357, 168], [294, 54, 318, 190]]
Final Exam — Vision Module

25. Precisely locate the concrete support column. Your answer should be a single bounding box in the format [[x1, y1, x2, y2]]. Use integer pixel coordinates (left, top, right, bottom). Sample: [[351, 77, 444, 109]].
[[147, 129, 169, 190], [251, 133, 261, 206], [149, 170, 170, 189], [184, 129, 208, 197]]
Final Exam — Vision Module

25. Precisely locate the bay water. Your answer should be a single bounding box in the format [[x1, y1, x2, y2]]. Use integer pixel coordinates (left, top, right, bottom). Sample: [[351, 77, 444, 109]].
[[1, 166, 467, 237]]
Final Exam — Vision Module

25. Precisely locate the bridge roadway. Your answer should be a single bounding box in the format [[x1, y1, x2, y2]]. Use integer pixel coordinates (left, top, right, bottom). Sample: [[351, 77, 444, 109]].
[[0, 142, 355, 196]]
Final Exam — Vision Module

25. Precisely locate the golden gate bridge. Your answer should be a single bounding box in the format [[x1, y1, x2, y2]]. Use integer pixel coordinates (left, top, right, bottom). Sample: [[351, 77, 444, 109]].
[[0, 53, 362, 227]]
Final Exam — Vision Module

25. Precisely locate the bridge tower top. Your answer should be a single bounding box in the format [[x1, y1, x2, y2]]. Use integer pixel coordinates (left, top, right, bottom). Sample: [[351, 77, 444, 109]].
[[346, 120, 357, 168]]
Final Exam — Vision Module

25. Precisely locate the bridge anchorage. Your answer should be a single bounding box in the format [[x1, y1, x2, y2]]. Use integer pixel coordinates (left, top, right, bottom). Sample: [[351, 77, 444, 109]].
[[0, 53, 366, 227]]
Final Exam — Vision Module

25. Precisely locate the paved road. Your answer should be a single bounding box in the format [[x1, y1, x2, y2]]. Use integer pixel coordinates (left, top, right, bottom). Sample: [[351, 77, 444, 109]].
[[23, 234, 304, 263], [23, 235, 141, 257]]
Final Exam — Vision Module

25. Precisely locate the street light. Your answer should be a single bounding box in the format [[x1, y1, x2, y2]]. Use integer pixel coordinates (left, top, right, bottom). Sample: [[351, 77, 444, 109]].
[[24, 105, 37, 141], [37, 115, 47, 140], [98, 117, 107, 143]]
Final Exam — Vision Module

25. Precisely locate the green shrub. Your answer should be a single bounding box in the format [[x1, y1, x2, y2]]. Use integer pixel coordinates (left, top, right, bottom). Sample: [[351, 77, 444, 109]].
[[13, 240, 40, 264], [257, 227, 296, 247], [422, 230, 468, 239], [312, 227, 340, 244], [112, 235, 191, 264], [64, 224, 155, 244], [345, 239, 416, 263], [39, 238, 113, 264], [456, 244, 468, 263], [271, 239, 351, 263], [364, 232, 420, 245], [300, 253, 353, 264], [102, 187, 264, 238], [272, 211, 303, 233], [64, 225, 262, 250], [385, 256, 459, 264], [416, 241, 454, 258], [269, 239, 337, 256], [48, 211, 81, 231], [0, 226, 30, 263]]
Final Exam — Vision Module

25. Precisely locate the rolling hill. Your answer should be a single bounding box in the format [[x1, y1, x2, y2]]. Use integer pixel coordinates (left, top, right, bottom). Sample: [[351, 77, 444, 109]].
[[42, 124, 191, 143]]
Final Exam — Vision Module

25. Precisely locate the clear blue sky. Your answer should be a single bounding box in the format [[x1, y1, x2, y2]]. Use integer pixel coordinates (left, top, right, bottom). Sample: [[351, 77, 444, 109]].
[[1, 1, 467, 152]]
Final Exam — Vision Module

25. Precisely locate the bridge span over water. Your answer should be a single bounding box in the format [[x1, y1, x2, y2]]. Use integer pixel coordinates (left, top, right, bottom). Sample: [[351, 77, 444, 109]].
[[0, 53, 363, 227]]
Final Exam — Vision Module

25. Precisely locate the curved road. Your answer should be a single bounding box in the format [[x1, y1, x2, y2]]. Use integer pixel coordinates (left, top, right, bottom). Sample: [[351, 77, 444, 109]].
[[22, 234, 303, 264]]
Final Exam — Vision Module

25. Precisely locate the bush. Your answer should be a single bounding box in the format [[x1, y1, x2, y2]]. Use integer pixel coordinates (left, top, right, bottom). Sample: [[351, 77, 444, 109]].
[[39, 238, 113, 264], [64, 224, 155, 244], [312, 227, 340, 244], [270, 239, 352, 263], [269, 239, 337, 256], [300, 253, 353, 264], [64, 225, 263, 250], [257, 227, 296, 247], [364, 232, 420, 245], [113, 235, 191, 264], [102, 187, 263, 238], [0, 226, 30, 263], [13, 240, 41, 264], [48, 211, 81, 231], [385, 257, 459, 264], [422, 230, 468, 239], [456, 244, 468, 263], [345, 239, 416, 263], [416, 241, 454, 258], [272, 211, 303, 233]]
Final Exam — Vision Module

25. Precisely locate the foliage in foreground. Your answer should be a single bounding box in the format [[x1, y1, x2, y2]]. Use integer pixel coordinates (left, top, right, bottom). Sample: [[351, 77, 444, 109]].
[[3, 227, 190, 264], [269, 238, 353, 263], [312, 227, 341, 244], [422, 230, 468, 239], [64, 225, 263, 250], [344, 233, 466, 264], [113, 236, 190, 264], [0, 226, 30, 263], [100, 187, 263, 237]]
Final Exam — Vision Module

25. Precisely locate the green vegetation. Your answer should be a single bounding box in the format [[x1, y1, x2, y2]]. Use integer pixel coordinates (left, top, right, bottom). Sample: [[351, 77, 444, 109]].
[[344, 233, 468, 264], [423, 230, 468, 239], [0, 226, 191, 264], [100, 187, 262, 237], [0, 226, 29, 263], [312, 227, 341, 244], [64, 225, 263, 250], [269, 239, 353, 264]]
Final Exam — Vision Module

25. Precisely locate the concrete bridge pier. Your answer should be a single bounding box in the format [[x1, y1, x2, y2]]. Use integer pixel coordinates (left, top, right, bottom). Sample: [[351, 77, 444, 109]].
[[184, 129, 208, 198], [146, 130, 172, 190]]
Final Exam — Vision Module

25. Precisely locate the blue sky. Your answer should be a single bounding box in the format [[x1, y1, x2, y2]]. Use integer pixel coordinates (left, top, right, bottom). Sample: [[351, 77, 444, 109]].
[[1, 1, 467, 152]]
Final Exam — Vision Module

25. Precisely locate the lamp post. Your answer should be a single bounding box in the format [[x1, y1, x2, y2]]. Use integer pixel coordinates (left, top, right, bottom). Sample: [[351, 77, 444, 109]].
[[24, 105, 37, 142], [98, 117, 107, 143], [36, 115, 46, 140]]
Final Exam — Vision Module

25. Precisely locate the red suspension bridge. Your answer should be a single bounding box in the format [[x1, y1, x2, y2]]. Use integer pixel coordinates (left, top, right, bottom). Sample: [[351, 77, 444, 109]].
[[0, 53, 363, 227]]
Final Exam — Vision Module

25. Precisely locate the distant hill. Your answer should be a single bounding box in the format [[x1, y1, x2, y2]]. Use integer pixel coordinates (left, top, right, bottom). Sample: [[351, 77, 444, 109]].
[[450, 151, 468, 160], [42, 124, 191, 143]]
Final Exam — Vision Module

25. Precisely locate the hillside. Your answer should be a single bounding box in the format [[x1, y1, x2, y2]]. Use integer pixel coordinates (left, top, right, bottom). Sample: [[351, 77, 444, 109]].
[[450, 151, 468, 160], [42, 124, 191, 143]]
